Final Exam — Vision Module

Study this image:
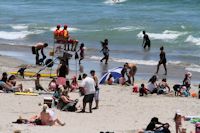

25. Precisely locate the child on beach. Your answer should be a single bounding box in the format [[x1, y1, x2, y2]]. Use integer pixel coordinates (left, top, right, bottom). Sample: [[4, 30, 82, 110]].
[[70, 76, 79, 92], [139, 84, 148, 96], [174, 110, 184, 133]]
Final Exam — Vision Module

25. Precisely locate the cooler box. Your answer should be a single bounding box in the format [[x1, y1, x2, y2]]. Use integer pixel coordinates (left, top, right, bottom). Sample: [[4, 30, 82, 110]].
[[44, 97, 53, 108]]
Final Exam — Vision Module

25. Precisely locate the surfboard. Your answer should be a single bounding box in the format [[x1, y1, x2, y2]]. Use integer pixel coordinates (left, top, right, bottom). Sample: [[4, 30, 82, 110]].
[[15, 92, 39, 96], [9, 71, 57, 78]]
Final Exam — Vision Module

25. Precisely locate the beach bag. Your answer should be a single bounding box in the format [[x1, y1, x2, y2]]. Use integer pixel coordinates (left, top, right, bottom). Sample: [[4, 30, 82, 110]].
[[31, 46, 36, 54]]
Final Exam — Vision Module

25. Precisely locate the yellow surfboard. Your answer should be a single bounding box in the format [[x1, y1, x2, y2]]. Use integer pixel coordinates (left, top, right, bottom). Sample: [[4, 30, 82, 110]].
[[15, 92, 39, 96], [9, 71, 57, 78]]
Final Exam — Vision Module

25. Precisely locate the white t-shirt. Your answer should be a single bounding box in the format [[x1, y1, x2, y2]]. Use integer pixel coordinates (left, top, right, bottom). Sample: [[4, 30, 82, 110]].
[[147, 82, 157, 92], [81, 77, 95, 95]]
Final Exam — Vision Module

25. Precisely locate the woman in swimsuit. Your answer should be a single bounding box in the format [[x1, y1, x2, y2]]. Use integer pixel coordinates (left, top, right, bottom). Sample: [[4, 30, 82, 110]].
[[156, 46, 167, 75]]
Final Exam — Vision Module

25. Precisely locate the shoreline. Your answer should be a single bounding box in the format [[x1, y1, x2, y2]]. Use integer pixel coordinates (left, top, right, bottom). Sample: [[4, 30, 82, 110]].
[[0, 43, 199, 85]]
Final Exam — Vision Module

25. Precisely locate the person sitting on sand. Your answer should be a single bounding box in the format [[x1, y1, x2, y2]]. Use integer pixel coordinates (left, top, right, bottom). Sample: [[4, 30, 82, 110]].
[[0, 74, 22, 92], [70, 76, 79, 92], [139, 83, 148, 96], [1, 72, 8, 83], [182, 72, 192, 91], [35, 74, 46, 91], [145, 117, 165, 132], [57, 90, 78, 112], [52, 85, 63, 106], [147, 75, 158, 94], [107, 74, 114, 85], [48, 78, 57, 91], [157, 78, 171, 94], [40, 104, 65, 126]]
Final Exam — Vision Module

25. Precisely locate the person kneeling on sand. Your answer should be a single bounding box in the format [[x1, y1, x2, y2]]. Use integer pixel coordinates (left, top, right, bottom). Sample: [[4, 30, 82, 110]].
[[145, 117, 170, 132], [40, 104, 65, 126]]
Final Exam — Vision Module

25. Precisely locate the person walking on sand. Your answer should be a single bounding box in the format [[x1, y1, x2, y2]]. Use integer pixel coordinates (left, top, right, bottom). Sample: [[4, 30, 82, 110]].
[[32, 42, 48, 65], [156, 46, 167, 75], [100, 45, 109, 64], [142, 30, 151, 50], [77, 43, 85, 64]]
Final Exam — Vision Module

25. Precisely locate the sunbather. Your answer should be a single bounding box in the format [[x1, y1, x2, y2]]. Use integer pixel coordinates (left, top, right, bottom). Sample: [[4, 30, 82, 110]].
[[40, 104, 65, 126]]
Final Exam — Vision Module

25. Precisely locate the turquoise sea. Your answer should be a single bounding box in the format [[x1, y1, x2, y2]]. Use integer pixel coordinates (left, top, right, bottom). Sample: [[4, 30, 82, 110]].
[[0, 0, 200, 76]]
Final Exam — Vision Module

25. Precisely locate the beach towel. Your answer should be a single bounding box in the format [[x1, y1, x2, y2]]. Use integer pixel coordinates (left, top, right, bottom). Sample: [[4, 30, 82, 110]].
[[15, 92, 39, 96]]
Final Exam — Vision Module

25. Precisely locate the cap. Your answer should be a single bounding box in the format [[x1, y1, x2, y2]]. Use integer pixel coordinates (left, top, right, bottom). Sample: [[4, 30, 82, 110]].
[[57, 25, 61, 28], [64, 25, 68, 28], [176, 109, 181, 115]]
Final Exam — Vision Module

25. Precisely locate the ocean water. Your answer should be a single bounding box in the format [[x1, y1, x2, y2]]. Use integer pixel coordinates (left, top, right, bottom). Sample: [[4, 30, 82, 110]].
[[0, 0, 200, 73]]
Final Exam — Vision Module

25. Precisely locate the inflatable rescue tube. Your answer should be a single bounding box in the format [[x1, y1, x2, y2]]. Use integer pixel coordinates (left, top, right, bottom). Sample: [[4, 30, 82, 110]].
[[9, 71, 57, 77], [15, 92, 39, 96]]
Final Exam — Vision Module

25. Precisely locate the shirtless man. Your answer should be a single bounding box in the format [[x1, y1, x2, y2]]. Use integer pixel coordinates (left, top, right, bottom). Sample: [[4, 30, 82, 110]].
[[124, 63, 137, 85], [32, 42, 48, 65]]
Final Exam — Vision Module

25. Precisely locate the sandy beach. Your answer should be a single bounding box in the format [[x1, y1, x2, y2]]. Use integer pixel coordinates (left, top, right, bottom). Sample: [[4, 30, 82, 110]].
[[0, 54, 200, 133]]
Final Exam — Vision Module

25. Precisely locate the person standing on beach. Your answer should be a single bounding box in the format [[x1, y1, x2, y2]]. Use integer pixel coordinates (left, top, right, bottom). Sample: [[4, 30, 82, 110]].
[[80, 73, 95, 113], [32, 42, 48, 65], [142, 30, 151, 50], [90, 70, 99, 109], [56, 60, 69, 88], [156, 46, 167, 75]]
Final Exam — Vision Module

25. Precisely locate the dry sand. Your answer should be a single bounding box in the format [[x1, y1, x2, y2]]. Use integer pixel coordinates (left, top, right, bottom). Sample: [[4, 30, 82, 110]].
[[0, 55, 200, 133]]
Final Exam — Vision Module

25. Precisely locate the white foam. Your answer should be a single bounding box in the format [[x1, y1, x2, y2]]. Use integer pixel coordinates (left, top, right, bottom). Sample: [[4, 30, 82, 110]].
[[50, 27, 79, 32], [104, 0, 127, 4], [112, 26, 143, 31], [181, 25, 185, 29], [0, 30, 44, 40], [186, 64, 200, 72], [10, 24, 28, 30], [90, 55, 186, 66], [91, 56, 157, 65], [137, 30, 187, 40], [185, 35, 200, 45]]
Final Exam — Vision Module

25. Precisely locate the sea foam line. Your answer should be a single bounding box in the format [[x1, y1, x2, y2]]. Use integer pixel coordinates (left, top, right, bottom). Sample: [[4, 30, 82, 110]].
[[50, 27, 79, 32], [10, 24, 28, 30], [104, 0, 127, 4], [137, 30, 187, 40], [0, 30, 44, 40], [185, 35, 200, 46]]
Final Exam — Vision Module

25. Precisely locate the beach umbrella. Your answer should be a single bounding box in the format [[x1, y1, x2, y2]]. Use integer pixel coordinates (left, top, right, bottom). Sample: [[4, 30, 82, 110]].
[[99, 67, 123, 84]]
